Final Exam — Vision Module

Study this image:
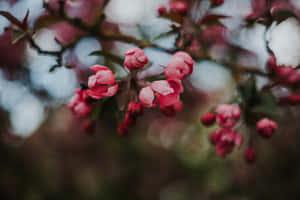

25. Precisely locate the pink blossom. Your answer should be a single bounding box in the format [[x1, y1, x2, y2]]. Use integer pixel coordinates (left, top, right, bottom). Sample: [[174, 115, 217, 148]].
[[257, 118, 278, 138], [87, 65, 118, 99], [68, 90, 92, 117], [139, 86, 156, 108], [216, 104, 241, 128], [165, 51, 194, 80], [124, 47, 148, 71], [212, 128, 243, 157], [151, 79, 183, 108]]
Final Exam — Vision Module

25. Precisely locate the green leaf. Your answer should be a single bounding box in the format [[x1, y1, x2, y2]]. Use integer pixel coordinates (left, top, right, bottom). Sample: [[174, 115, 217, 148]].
[[153, 29, 176, 41], [89, 50, 124, 66]]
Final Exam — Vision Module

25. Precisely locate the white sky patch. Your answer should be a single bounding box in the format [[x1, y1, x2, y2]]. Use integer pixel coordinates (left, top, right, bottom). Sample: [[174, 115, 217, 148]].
[[0, 71, 45, 138], [28, 54, 77, 99], [33, 28, 61, 52], [10, 94, 45, 138], [188, 61, 233, 92], [268, 17, 300, 67], [10, 0, 44, 25], [73, 37, 102, 67], [211, 0, 252, 30], [291, 0, 300, 10], [105, 0, 167, 25], [229, 23, 269, 70], [0, 1, 10, 34]]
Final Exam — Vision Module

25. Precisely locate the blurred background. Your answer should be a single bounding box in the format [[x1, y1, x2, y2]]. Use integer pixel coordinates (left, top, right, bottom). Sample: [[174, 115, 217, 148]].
[[1, 0, 300, 199]]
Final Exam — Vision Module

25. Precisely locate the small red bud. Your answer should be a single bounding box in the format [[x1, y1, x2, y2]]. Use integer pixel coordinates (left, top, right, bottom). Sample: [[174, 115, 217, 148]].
[[158, 6, 167, 15], [201, 112, 216, 126], [245, 146, 256, 163], [257, 118, 278, 138]]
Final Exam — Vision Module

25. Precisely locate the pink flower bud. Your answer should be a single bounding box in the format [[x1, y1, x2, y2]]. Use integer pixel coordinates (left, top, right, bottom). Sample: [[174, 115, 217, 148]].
[[276, 66, 300, 85], [201, 112, 216, 126], [245, 146, 256, 163], [124, 47, 148, 71], [151, 79, 183, 108], [165, 51, 194, 80], [216, 104, 241, 128], [170, 1, 188, 15], [87, 65, 118, 100], [128, 101, 144, 116], [139, 86, 156, 108], [68, 90, 92, 117], [158, 6, 167, 15], [256, 118, 277, 138], [214, 128, 243, 157]]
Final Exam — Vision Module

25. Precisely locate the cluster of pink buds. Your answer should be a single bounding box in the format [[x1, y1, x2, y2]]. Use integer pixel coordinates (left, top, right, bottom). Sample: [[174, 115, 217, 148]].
[[202, 104, 243, 157], [266, 55, 300, 85], [201, 103, 278, 162], [139, 51, 193, 116], [68, 65, 119, 134], [118, 48, 193, 135], [68, 65, 119, 116], [68, 46, 194, 136]]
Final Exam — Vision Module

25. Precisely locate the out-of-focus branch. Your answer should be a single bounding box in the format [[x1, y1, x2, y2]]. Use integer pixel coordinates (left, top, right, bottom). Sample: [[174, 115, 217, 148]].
[[40, 0, 268, 76]]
